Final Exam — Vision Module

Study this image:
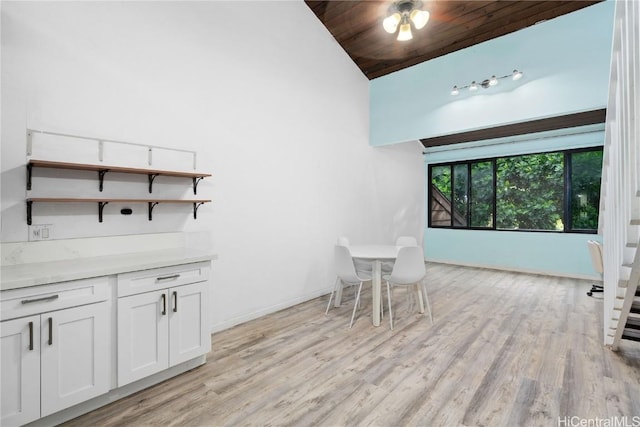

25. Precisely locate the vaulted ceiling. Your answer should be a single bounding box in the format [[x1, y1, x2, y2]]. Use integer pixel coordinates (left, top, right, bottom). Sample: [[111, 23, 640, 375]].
[[304, 1, 601, 80]]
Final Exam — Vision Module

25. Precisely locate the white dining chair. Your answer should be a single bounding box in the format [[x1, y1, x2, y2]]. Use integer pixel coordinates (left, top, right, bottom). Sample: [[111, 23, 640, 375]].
[[326, 245, 372, 328], [382, 236, 419, 274], [337, 236, 373, 275], [396, 236, 418, 247], [383, 246, 433, 330]]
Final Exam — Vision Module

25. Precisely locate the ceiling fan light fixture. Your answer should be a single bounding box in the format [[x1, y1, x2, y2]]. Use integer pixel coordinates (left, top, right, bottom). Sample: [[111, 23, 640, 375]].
[[384, 0, 428, 41], [410, 9, 430, 29], [383, 12, 401, 33], [397, 22, 413, 41]]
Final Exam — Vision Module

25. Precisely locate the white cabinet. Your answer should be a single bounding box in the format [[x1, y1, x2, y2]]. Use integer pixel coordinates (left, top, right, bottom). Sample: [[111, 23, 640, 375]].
[[0, 278, 110, 427], [169, 282, 209, 365], [1, 255, 212, 426], [1, 316, 40, 426], [117, 290, 169, 385], [40, 302, 109, 416], [117, 263, 210, 386]]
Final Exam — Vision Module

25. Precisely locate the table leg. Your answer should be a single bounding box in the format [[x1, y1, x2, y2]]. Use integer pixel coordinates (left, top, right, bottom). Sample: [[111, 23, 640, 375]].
[[372, 260, 381, 327]]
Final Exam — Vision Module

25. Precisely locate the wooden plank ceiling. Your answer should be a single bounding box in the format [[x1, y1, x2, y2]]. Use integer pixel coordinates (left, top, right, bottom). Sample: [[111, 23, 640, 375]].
[[304, 1, 601, 80]]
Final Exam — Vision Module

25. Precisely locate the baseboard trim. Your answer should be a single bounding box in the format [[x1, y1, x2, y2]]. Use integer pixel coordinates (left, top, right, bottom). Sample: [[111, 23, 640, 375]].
[[209, 288, 330, 333], [425, 258, 600, 281]]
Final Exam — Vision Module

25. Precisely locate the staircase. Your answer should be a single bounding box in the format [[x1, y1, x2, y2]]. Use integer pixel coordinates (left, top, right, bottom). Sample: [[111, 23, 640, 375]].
[[609, 247, 640, 348], [623, 289, 640, 341], [601, 0, 640, 350]]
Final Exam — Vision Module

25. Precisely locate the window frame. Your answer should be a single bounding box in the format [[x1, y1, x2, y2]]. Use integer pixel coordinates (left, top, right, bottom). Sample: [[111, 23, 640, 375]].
[[427, 146, 602, 234]]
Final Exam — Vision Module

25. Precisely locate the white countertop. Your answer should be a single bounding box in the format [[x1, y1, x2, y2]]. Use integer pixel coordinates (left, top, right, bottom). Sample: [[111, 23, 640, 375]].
[[1, 248, 217, 291]]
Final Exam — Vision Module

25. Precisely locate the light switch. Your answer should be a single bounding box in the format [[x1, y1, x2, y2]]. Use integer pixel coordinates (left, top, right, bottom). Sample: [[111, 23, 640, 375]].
[[28, 224, 53, 241]]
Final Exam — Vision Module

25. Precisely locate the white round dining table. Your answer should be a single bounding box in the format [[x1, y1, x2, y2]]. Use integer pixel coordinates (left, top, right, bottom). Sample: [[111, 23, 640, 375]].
[[348, 245, 400, 327]]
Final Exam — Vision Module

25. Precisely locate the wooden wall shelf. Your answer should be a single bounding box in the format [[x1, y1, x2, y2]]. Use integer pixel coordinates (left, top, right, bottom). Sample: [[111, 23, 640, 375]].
[[26, 198, 211, 225], [27, 160, 211, 194]]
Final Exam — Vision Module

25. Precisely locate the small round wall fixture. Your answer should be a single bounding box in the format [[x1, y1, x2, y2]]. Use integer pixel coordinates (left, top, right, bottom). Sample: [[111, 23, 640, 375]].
[[383, 0, 430, 41]]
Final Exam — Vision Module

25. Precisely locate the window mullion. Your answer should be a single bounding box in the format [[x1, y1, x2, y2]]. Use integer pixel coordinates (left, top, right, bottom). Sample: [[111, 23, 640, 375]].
[[467, 162, 471, 228], [449, 164, 454, 227], [564, 152, 571, 232], [492, 158, 497, 229]]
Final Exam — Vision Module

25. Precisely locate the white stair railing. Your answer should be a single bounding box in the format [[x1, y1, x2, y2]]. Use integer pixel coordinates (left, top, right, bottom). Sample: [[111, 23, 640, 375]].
[[601, 0, 640, 349]]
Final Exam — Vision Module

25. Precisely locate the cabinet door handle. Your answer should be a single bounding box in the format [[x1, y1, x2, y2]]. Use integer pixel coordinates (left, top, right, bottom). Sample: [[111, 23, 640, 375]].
[[161, 293, 167, 315], [156, 274, 180, 282], [172, 291, 178, 313], [28, 321, 34, 351], [48, 317, 53, 345], [21, 294, 59, 304]]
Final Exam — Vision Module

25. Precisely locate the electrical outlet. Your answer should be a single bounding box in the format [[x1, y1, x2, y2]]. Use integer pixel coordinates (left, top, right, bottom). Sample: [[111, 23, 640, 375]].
[[29, 224, 53, 241]]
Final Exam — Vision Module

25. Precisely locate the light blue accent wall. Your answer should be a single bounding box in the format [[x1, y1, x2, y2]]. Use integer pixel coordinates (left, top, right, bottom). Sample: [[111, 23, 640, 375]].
[[370, 1, 615, 146], [423, 129, 605, 278], [424, 228, 603, 278]]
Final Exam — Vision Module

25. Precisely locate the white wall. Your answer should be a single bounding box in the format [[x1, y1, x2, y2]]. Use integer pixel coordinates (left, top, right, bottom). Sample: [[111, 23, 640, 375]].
[[0, 1, 424, 331]]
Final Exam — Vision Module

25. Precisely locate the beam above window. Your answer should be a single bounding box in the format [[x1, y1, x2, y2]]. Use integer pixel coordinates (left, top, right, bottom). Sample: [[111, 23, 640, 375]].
[[420, 109, 606, 148]]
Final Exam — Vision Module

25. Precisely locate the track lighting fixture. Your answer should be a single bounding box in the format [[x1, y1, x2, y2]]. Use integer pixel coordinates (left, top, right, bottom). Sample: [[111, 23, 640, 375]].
[[451, 70, 524, 95]]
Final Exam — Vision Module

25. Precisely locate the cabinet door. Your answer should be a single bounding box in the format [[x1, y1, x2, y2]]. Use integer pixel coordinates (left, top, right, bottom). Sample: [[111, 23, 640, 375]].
[[117, 290, 169, 386], [40, 302, 110, 417], [1, 316, 40, 426], [169, 282, 210, 366]]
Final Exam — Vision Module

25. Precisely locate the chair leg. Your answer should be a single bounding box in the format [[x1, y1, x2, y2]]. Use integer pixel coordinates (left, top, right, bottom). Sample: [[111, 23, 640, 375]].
[[587, 283, 603, 297], [405, 288, 413, 313], [415, 283, 425, 314], [386, 280, 394, 330], [422, 282, 433, 324], [349, 281, 364, 328], [325, 277, 340, 315]]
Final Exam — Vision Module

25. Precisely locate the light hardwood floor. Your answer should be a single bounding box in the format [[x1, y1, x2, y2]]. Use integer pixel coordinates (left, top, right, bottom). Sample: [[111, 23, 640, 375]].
[[64, 264, 640, 427]]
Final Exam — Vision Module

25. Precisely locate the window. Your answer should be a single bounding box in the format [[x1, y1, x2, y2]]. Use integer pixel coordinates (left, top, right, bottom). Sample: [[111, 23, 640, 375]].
[[569, 150, 603, 231], [496, 152, 564, 231], [428, 147, 603, 233], [470, 161, 494, 227]]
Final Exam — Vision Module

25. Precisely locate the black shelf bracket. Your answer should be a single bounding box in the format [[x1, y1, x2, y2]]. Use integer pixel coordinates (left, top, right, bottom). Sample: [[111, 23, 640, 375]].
[[192, 177, 204, 195], [98, 202, 109, 223], [27, 164, 33, 191], [148, 174, 159, 194], [26, 200, 33, 225], [98, 169, 110, 192], [148, 202, 159, 221], [193, 202, 205, 219]]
